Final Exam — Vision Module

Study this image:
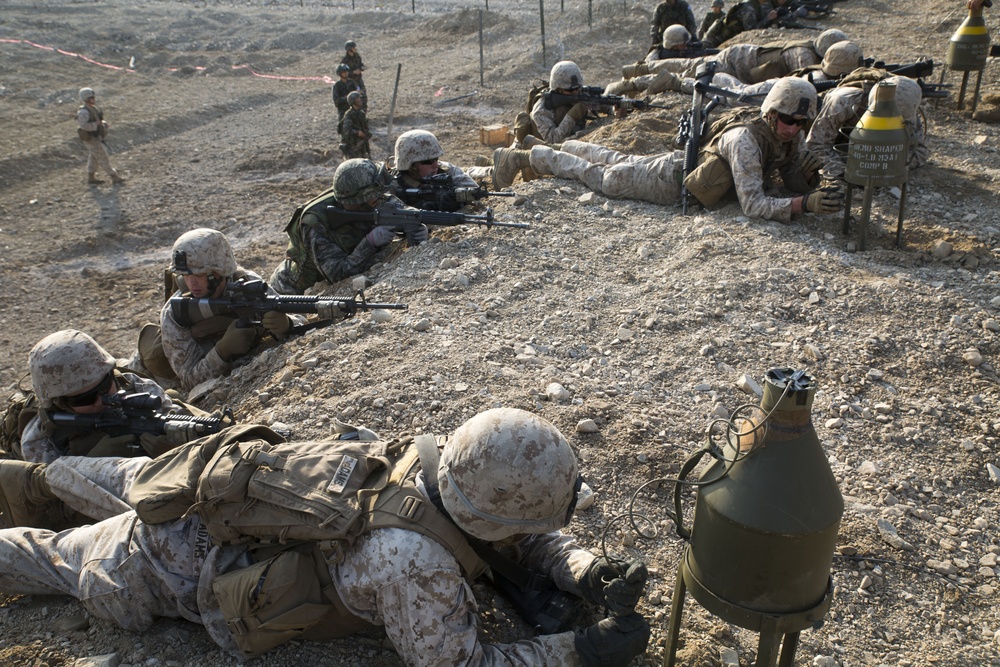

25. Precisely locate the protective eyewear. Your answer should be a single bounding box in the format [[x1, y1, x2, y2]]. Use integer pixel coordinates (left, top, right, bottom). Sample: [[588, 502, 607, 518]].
[[777, 112, 808, 127], [61, 371, 115, 408], [416, 158, 439, 166]]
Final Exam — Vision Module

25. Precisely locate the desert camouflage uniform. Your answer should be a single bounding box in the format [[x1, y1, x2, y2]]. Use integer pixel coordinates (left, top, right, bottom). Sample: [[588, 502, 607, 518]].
[[530, 96, 586, 145], [527, 140, 683, 207], [19, 372, 175, 465], [650, 0, 699, 46], [269, 195, 407, 295], [0, 456, 598, 665], [648, 41, 818, 82], [392, 162, 479, 210], [710, 116, 813, 222], [77, 103, 120, 181], [806, 86, 929, 178], [159, 267, 304, 390]]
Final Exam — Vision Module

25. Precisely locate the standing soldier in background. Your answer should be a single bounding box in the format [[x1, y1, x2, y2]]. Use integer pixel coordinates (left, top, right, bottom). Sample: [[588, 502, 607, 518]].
[[333, 64, 361, 131], [340, 91, 371, 159], [702, 0, 783, 48], [699, 0, 725, 41], [77, 87, 125, 186], [342, 40, 367, 110], [650, 0, 699, 49]]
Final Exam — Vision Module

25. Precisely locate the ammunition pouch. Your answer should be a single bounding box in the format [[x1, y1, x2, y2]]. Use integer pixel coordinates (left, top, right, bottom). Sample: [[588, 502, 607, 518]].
[[513, 112, 534, 143], [77, 128, 94, 142], [683, 149, 733, 208], [213, 544, 344, 655]]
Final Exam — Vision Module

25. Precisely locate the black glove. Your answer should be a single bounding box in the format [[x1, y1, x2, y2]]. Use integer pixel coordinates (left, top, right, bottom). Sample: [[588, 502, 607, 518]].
[[405, 223, 429, 246], [800, 149, 824, 174], [574, 613, 651, 667], [579, 557, 648, 614]]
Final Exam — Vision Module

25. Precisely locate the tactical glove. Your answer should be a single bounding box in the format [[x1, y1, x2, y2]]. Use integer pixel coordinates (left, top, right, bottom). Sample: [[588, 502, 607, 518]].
[[803, 186, 844, 214], [574, 613, 651, 667], [261, 311, 292, 337], [89, 433, 140, 457], [215, 320, 258, 362], [316, 303, 345, 321], [454, 188, 481, 204], [580, 556, 648, 614], [567, 102, 589, 124], [405, 223, 429, 246], [800, 149, 824, 174], [366, 225, 398, 247]]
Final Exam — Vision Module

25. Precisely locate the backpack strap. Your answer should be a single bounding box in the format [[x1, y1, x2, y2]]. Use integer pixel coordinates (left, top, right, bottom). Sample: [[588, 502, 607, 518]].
[[362, 437, 485, 579]]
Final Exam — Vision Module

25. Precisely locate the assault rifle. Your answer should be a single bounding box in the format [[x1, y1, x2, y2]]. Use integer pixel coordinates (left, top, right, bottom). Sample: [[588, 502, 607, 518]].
[[325, 205, 530, 232], [681, 62, 723, 215], [169, 278, 408, 331], [650, 42, 720, 60], [50, 391, 233, 440], [545, 87, 671, 113], [401, 172, 516, 212]]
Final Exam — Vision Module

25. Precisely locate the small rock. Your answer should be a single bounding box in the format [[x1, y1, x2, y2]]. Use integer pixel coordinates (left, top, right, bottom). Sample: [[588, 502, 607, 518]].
[[984, 319, 1000, 332], [926, 558, 958, 576], [987, 462, 1000, 484], [963, 348, 983, 367], [576, 419, 599, 433], [877, 518, 915, 551], [439, 257, 460, 269], [812, 657, 839, 667], [351, 276, 370, 291], [578, 191, 597, 204], [53, 614, 89, 633], [575, 482, 596, 511], [616, 326, 634, 341], [412, 318, 432, 332], [720, 647, 739, 667], [370, 309, 393, 323], [858, 460, 879, 475], [825, 417, 844, 429], [637, 245, 653, 260], [866, 368, 884, 381], [74, 654, 120, 667], [693, 382, 712, 392], [545, 382, 571, 402], [736, 374, 762, 396], [931, 240, 954, 259]]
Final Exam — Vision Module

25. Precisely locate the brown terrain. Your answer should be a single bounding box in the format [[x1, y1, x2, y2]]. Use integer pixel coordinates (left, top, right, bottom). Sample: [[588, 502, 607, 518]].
[[0, 0, 999, 665]]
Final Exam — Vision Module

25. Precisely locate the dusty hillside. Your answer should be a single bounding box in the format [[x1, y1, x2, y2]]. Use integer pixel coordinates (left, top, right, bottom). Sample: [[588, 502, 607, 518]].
[[0, 1, 999, 666]]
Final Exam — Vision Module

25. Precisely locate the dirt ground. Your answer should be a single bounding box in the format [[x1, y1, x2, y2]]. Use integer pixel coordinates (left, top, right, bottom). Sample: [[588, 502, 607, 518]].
[[1, 0, 999, 666]]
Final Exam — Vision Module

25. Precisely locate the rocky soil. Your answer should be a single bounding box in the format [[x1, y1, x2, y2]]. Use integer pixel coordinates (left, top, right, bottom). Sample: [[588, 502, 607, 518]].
[[1, 0, 999, 666]]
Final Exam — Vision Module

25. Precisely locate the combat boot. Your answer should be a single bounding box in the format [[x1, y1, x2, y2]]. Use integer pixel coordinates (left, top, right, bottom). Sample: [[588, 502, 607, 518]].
[[0, 460, 57, 528], [87, 173, 105, 185], [522, 135, 562, 151], [646, 70, 684, 95], [622, 61, 650, 79], [492, 148, 531, 190], [474, 155, 494, 167], [111, 172, 126, 185]]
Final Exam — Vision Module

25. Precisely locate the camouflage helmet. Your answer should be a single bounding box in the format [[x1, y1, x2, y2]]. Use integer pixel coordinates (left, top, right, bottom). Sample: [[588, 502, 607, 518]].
[[549, 61, 584, 91], [662, 25, 691, 50], [871, 76, 922, 124], [336, 63, 351, 76], [822, 41, 864, 77], [332, 158, 391, 205], [438, 408, 579, 542], [345, 40, 357, 50], [347, 91, 363, 106], [79, 87, 96, 102], [394, 130, 444, 171], [29, 330, 116, 408], [712, 0, 724, 7], [170, 228, 238, 276], [761, 77, 818, 120], [814, 29, 849, 57]]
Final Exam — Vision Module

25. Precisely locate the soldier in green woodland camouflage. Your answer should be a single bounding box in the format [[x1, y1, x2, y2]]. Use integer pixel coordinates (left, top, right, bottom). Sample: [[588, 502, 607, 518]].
[[340, 91, 371, 159], [270, 159, 427, 295]]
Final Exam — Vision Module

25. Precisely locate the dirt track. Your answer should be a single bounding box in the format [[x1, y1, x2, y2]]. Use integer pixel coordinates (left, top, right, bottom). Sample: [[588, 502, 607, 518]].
[[1, 1, 999, 666]]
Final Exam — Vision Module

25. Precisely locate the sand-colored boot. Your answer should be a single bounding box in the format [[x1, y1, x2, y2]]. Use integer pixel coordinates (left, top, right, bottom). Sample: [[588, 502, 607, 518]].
[[622, 61, 650, 79], [111, 171, 126, 185], [492, 148, 532, 189], [474, 155, 494, 167], [604, 79, 641, 96], [0, 460, 58, 528], [87, 173, 105, 185], [973, 106, 1000, 124]]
